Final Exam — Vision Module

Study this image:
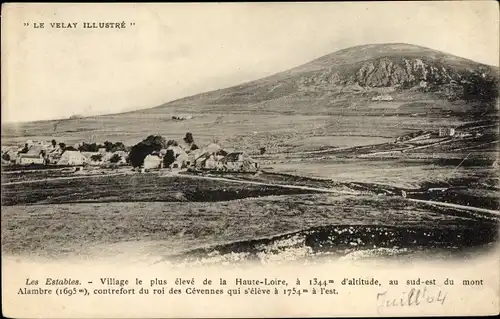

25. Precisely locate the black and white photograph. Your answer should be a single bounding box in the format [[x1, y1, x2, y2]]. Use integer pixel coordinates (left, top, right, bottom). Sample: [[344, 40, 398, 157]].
[[1, 2, 499, 317]]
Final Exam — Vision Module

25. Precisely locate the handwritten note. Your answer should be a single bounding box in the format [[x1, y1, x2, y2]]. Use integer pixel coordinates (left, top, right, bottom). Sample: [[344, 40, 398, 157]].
[[377, 286, 448, 313]]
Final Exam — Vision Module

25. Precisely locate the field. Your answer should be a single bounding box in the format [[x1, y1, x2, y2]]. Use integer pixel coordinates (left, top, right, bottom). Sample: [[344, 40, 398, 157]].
[[2, 161, 499, 264], [2, 193, 498, 262], [1, 113, 468, 155], [2, 110, 499, 264]]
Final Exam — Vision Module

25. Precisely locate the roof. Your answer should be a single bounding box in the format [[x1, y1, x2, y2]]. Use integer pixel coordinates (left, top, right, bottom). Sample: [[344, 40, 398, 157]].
[[62, 150, 86, 157], [202, 143, 222, 154], [222, 152, 256, 163], [144, 154, 161, 160], [167, 145, 187, 156], [194, 151, 213, 162], [18, 154, 42, 159], [81, 152, 100, 157]]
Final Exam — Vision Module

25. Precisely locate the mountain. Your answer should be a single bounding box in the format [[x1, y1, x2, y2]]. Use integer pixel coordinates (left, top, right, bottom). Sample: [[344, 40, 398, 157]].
[[156, 43, 499, 116]]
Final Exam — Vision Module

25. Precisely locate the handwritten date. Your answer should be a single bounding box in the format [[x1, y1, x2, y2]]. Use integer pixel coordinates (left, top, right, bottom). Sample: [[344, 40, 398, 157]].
[[377, 286, 447, 313]]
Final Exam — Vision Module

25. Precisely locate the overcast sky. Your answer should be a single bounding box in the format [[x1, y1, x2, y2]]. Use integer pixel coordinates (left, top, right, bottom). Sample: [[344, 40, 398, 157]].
[[2, 2, 499, 123]]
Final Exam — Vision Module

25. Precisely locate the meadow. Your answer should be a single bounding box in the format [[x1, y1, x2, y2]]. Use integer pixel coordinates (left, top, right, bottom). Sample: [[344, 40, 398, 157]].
[[1, 112, 467, 156], [2, 193, 497, 261], [2, 110, 498, 262]]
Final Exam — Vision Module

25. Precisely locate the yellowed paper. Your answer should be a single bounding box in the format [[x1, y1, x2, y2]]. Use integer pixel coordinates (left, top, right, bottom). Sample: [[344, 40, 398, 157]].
[[2, 2, 499, 318]]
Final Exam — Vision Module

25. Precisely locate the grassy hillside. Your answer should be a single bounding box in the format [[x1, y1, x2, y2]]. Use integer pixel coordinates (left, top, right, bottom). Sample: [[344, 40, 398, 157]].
[[2, 43, 498, 151], [155, 43, 499, 115]]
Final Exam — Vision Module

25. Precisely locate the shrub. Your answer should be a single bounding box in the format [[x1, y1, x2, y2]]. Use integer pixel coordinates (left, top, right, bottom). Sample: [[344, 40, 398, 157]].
[[90, 154, 103, 162], [109, 153, 122, 164], [163, 149, 176, 168], [184, 132, 194, 144]]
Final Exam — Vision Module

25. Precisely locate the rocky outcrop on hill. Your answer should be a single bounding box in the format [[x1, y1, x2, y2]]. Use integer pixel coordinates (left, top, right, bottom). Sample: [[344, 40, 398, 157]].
[[160, 43, 499, 113]]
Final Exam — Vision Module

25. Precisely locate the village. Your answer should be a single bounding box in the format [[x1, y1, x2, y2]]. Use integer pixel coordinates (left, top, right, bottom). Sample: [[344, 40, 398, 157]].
[[0, 132, 260, 174], [393, 125, 483, 143]]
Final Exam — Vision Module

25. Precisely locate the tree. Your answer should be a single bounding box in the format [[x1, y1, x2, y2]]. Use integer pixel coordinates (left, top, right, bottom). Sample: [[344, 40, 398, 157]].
[[190, 144, 199, 151], [143, 135, 166, 151], [18, 143, 29, 154], [2, 153, 10, 162], [184, 132, 194, 144], [103, 141, 114, 152], [111, 142, 126, 152], [79, 142, 99, 152], [90, 154, 103, 162], [109, 153, 122, 164], [51, 139, 57, 148], [128, 135, 166, 168], [167, 140, 178, 147], [59, 142, 66, 149], [128, 142, 154, 168], [260, 147, 266, 155], [163, 149, 176, 168]]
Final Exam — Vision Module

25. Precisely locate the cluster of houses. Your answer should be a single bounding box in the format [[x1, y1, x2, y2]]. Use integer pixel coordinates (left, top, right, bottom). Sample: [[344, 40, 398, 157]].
[[171, 114, 193, 121], [371, 95, 394, 101], [142, 142, 259, 173], [2, 138, 260, 174], [394, 127, 481, 143], [1, 140, 127, 167]]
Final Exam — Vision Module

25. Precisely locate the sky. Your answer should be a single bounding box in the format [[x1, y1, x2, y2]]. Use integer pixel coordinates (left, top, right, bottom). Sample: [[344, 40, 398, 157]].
[[2, 2, 499, 123]]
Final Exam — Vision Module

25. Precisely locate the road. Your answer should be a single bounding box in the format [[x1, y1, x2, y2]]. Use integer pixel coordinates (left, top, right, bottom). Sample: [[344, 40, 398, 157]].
[[408, 198, 500, 217], [3, 168, 499, 219], [167, 172, 362, 195], [1, 172, 128, 186]]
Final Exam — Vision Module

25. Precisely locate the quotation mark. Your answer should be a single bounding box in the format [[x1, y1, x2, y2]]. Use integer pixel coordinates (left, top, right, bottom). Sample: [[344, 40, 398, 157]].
[[130, 22, 135, 26], [23, 22, 29, 27]]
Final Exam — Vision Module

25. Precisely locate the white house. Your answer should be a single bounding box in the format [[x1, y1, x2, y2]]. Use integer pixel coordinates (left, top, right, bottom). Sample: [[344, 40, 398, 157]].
[[221, 152, 259, 173], [438, 128, 456, 137], [17, 154, 44, 165], [143, 155, 162, 169], [167, 145, 190, 169], [57, 151, 87, 166], [371, 95, 394, 101]]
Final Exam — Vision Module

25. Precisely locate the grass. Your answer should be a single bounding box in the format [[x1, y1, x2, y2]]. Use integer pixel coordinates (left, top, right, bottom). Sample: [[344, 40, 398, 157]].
[[0, 113, 473, 156], [0, 173, 318, 206], [2, 193, 496, 259]]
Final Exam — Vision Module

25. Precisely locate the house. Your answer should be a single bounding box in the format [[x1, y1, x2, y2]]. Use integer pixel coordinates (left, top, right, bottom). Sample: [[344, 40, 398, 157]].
[[57, 151, 87, 166], [46, 148, 64, 164], [167, 146, 190, 169], [82, 152, 102, 165], [221, 152, 259, 173], [6, 149, 19, 163], [371, 95, 393, 101], [455, 131, 473, 138], [194, 152, 219, 170], [438, 128, 456, 137], [172, 115, 193, 121], [202, 143, 223, 155], [143, 155, 162, 169], [407, 132, 432, 142], [16, 154, 45, 165]]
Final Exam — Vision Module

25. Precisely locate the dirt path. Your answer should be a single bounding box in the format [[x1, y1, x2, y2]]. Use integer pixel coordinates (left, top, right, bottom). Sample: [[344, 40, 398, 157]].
[[253, 142, 396, 158], [172, 173, 500, 217], [1, 172, 128, 186], [1, 168, 66, 174], [167, 173, 362, 195], [4, 168, 498, 218], [408, 198, 500, 217]]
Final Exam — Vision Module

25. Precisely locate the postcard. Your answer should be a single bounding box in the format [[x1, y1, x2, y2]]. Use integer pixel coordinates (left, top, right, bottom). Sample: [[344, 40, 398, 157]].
[[1, 2, 499, 317]]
